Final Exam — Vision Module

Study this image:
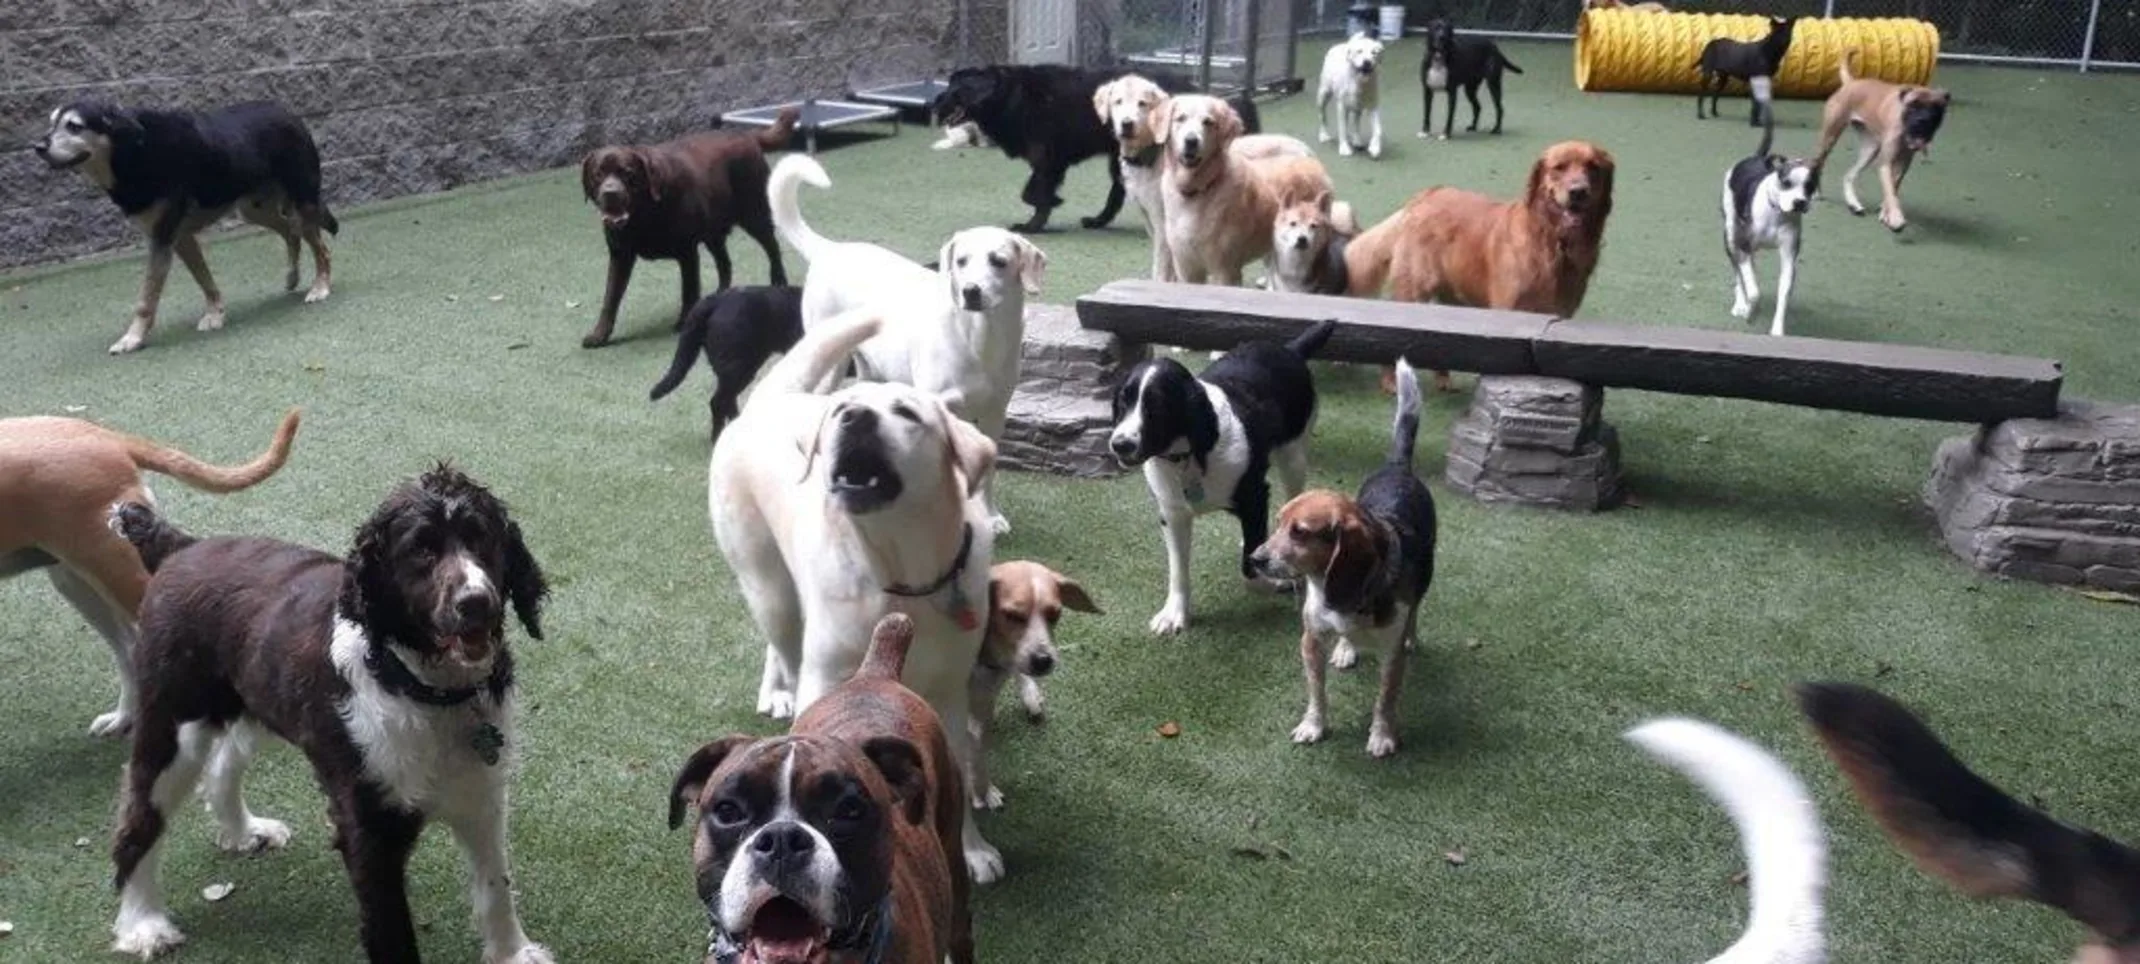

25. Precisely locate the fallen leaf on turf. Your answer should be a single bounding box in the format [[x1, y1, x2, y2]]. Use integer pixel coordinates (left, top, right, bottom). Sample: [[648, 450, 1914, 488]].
[[488, 294, 504, 302], [1230, 846, 1268, 861], [1464, 638, 1483, 651], [1444, 849, 1468, 866], [1734, 680, 1755, 693], [505, 341, 531, 351], [202, 882, 234, 902], [1695, 435, 1713, 444], [63, 404, 86, 413], [1729, 870, 1749, 887], [445, 294, 459, 303], [73, 837, 89, 848], [2074, 589, 2140, 606], [566, 300, 582, 309], [302, 362, 325, 373], [1157, 721, 1181, 738], [1874, 661, 1896, 679]]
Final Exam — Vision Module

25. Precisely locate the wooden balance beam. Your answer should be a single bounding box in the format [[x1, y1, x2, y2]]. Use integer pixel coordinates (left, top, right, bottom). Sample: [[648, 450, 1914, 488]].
[[1076, 281, 2063, 423]]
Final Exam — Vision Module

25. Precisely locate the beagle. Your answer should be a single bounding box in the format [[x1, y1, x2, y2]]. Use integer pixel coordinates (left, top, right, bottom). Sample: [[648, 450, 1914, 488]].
[[967, 561, 1100, 809], [1250, 360, 1436, 758]]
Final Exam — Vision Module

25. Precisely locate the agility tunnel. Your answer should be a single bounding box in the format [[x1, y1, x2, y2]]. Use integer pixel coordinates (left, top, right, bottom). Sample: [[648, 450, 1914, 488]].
[[1575, 10, 1938, 98]]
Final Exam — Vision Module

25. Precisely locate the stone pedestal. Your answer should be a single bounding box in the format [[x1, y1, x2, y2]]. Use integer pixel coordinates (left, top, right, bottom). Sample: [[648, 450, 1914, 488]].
[[1000, 304, 1149, 478], [1926, 402, 2140, 592], [1445, 375, 1623, 511]]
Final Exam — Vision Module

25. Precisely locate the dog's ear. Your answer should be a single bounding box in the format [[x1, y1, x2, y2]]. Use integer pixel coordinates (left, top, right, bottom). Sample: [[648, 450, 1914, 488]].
[[938, 400, 997, 499], [1056, 574, 1102, 615], [340, 493, 402, 630], [938, 236, 960, 305], [1590, 147, 1617, 224], [1216, 101, 1245, 145], [1091, 82, 1111, 122], [1014, 235, 1047, 295], [579, 152, 599, 202], [1322, 514, 1379, 613], [633, 150, 663, 204], [502, 519, 549, 640], [1185, 379, 1220, 471], [104, 107, 143, 143], [1525, 153, 1551, 208], [668, 735, 757, 830], [1310, 188, 1334, 214], [860, 736, 929, 826], [1149, 101, 1173, 147]]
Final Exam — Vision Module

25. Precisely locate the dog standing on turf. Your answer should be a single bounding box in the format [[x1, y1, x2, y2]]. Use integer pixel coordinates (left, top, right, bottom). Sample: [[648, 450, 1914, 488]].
[[1722, 117, 1818, 336], [1695, 16, 1796, 127], [968, 561, 1099, 809], [1269, 194, 1359, 295], [1419, 19, 1523, 141], [34, 101, 337, 355], [1318, 33, 1386, 159], [647, 285, 805, 443], [1250, 360, 1434, 758], [1811, 51, 1951, 233]]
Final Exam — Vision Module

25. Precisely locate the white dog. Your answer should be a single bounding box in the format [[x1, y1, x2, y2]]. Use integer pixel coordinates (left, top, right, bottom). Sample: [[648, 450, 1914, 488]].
[[709, 313, 1008, 883], [1094, 74, 1316, 283], [1317, 34, 1386, 158], [768, 153, 1042, 535], [1722, 124, 1818, 336]]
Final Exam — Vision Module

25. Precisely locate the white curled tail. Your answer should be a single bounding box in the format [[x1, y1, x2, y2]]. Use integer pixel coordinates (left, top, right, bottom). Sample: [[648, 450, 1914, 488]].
[[768, 153, 835, 265], [1625, 718, 1827, 964]]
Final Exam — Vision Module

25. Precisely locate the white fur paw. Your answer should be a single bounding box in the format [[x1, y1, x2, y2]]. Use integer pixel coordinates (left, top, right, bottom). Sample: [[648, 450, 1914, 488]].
[[489, 944, 558, 964], [109, 332, 145, 355], [1368, 143, 1382, 159], [1770, 318, 1788, 338], [1416, 130, 1430, 139], [1328, 640, 1358, 670], [1845, 198, 1866, 216], [303, 281, 331, 304], [1881, 209, 1907, 232], [1290, 717, 1326, 745], [965, 841, 1006, 885], [214, 817, 292, 854], [1366, 727, 1399, 758], [1730, 298, 1754, 321], [1021, 695, 1046, 723], [1338, 142, 1354, 157], [90, 708, 133, 737], [972, 785, 1005, 811], [1317, 130, 1333, 144], [1148, 602, 1188, 636], [760, 691, 795, 720], [988, 513, 1012, 537], [112, 914, 186, 960], [196, 308, 225, 332], [1436, 132, 1449, 142]]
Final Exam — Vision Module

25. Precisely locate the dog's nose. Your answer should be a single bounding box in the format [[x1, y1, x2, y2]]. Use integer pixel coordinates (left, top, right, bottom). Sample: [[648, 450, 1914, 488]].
[[752, 822, 815, 864], [961, 284, 984, 308], [1028, 651, 1056, 676], [836, 405, 877, 430], [1109, 436, 1137, 458], [1118, 120, 1136, 136], [1292, 236, 1310, 250], [453, 590, 498, 624], [1565, 185, 1591, 205]]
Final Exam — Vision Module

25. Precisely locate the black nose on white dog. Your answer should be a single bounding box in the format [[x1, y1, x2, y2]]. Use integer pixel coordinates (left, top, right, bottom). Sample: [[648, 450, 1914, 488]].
[[961, 284, 985, 310], [837, 405, 876, 431], [1109, 436, 1137, 459], [1118, 120, 1136, 137], [1291, 236, 1310, 250], [753, 822, 816, 865]]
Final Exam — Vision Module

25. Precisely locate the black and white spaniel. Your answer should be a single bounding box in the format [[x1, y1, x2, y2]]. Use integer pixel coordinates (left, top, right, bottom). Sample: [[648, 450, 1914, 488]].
[[106, 466, 553, 963], [1107, 320, 1335, 636]]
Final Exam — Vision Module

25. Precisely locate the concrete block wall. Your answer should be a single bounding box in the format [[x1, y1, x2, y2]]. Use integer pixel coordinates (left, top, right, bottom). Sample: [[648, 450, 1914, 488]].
[[1, 0, 1006, 270]]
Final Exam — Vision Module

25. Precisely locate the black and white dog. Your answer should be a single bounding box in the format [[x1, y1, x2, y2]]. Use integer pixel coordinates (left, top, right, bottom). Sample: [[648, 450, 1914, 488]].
[[648, 285, 806, 443], [34, 100, 338, 355], [1695, 16, 1797, 127], [1108, 321, 1337, 636], [1722, 119, 1818, 336], [105, 467, 553, 963], [1419, 19, 1524, 140]]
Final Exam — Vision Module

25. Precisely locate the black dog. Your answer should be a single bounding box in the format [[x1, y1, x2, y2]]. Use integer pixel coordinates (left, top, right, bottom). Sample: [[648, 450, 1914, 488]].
[[34, 100, 339, 354], [1695, 16, 1796, 126], [648, 285, 805, 442], [1420, 20, 1523, 139], [932, 65, 1260, 234]]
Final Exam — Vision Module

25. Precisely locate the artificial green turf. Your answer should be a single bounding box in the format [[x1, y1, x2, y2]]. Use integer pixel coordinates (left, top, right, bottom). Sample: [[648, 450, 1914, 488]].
[[3, 40, 2138, 962]]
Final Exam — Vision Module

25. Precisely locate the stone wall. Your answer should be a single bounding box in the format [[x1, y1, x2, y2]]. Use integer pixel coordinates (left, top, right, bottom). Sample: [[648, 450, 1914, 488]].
[[0, 0, 1005, 270]]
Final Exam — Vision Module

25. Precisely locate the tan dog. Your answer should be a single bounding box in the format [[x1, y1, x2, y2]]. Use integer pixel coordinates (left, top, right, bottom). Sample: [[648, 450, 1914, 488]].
[[1158, 94, 1335, 286], [669, 614, 973, 964], [0, 409, 298, 736], [1347, 140, 1616, 391], [1269, 193, 1360, 295], [1812, 50, 1951, 232], [966, 561, 1099, 809]]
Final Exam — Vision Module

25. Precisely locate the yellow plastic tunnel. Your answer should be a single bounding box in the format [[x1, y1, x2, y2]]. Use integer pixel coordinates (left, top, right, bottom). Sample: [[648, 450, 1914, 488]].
[[1575, 10, 1939, 98]]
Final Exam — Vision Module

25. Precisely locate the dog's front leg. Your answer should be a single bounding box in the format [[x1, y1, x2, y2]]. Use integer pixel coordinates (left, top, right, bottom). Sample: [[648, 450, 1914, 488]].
[[1771, 233, 1798, 337], [1317, 87, 1335, 144], [171, 235, 226, 333], [582, 251, 635, 348], [1367, 623, 1408, 758], [112, 244, 176, 354], [1842, 135, 1879, 217], [1367, 103, 1384, 158], [1146, 462, 1197, 635], [1015, 161, 1061, 233], [333, 797, 426, 963], [444, 791, 554, 964], [1728, 245, 1757, 321], [1336, 101, 1355, 157], [966, 674, 1003, 810], [1878, 154, 1909, 232], [1147, 216, 1175, 282], [939, 698, 1006, 883], [757, 644, 797, 719], [1233, 478, 1289, 594], [1292, 626, 1329, 745]]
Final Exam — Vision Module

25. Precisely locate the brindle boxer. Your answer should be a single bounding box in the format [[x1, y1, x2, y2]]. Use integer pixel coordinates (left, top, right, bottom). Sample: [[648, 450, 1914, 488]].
[[669, 614, 974, 964]]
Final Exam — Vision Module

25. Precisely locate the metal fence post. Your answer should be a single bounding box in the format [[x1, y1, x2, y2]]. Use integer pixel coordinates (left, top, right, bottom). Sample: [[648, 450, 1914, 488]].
[[1822, 0, 1834, 17], [1242, 0, 1262, 94], [1198, 0, 1218, 89], [2081, 0, 2103, 72]]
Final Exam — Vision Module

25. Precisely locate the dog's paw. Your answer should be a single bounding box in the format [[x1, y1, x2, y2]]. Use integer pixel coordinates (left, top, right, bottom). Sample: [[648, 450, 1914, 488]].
[[1020, 692, 1047, 723], [972, 785, 1005, 811], [965, 841, 1006, 885], [1337, 143, 1354, 157], [579, 331, 611, 349], [196, 307, 226, 332], [1368, 143, 1382, 159], [214, 816, 292, 854], [112, 914, 186, 960], [1882, 210, 1907, 233], [1435, 132, 1449, 142], [1148, 602, 1188, 636], [1078, 216, 1111, 230], [1328, 640, 1358, 670], [488, 943, 558, 964], [109, 332, 146, 355], [988, 513, 1012, 537], [89, 708, 133, 738], [1730, 298, 1754, 321], [303, 281, 330, 304], [1846, 199, 1867, 217], [1416, 130, 1430, 139], [283, 268, 301, 292], [1317, 130, 1334, 144], [1366, 726, 1399, 759], [1290, 716, 1327, 746], [759, 691, 796, 720]]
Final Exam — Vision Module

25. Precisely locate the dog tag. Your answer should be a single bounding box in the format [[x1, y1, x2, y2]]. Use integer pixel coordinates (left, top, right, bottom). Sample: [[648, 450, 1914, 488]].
[[470, 723, 505, 767], [946, 582, 980, 632]]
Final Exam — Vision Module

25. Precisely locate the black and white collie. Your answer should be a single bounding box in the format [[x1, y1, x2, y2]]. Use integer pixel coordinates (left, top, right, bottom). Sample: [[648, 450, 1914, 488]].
[[34, 100, 338, 354], [1722, 119, 1817, 336], [1108, 320, 1337, 636], [106, 467, 553, 963]]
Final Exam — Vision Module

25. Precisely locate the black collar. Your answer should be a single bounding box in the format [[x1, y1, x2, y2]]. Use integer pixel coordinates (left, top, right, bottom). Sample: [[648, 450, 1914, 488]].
[[363, 643, 499, 707], [1120, 144, 1161, 168], [882, 523, 974, 600], [709, 896, 891, 964]]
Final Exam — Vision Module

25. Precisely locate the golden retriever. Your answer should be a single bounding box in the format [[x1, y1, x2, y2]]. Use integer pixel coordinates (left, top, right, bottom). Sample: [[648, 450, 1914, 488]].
[[1158, 95, 1334, 286]]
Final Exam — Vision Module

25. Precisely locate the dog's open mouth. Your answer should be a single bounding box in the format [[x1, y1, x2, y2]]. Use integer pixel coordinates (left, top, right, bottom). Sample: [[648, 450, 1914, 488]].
[[598, 205, 630, 229], [739, 896, 832, 964], [38, 150, 84, 169], [438, 631, 496, 667], [828, 443, 902, 513]]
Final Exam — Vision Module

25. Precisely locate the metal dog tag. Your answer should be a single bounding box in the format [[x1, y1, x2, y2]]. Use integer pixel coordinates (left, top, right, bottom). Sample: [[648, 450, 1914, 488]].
[[471, 723, 505, 767], [946, 582, 980, 632]]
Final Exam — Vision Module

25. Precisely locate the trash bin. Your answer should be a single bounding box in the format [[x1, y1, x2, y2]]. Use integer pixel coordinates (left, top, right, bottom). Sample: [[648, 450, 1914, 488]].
[[1346, 3, 1376, 38], [1378, 3, 1405, 40]]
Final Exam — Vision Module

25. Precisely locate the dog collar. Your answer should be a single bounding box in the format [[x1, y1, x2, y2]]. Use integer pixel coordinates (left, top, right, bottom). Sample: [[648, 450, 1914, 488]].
[[1121, 145, 1161, 168], [882, 524, 980, 630], [708, 897, 893, 964], [363, 644, 499, 708]]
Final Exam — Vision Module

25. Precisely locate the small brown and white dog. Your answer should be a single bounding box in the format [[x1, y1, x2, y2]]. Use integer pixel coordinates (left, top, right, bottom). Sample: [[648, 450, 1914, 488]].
[[1269, 193, 1359, 295], [1347, 140, 1616, 391], [1811, 50, 1951, 232], [0, 409, 299, 736], [967, 561, 1099, 809], [669, 613, 974, 964], [1249, 361, 1435, 758], [1799, 682, 2140, 964], [1093, 75, 1313, 283], [1158, 94, 1335, 286], [106, 466, 552, 963]]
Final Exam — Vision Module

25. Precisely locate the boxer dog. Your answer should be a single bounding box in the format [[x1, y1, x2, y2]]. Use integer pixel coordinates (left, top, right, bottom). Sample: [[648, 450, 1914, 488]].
[[669, 614, 973, 964], [1811, 50, 1951, 232]]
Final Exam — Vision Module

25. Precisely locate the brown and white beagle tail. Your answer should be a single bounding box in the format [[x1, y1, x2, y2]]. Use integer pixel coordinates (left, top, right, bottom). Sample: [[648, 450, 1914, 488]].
[[1798, 683, 2140, 957], [1626, 717, 1827, 964], [113, 408, 300, 494]]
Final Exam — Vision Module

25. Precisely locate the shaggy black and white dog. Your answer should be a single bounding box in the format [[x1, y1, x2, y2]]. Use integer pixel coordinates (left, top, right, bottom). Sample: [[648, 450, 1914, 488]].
[[106, 466, 553, 964], [932, 65, 1261, 234], [34, 100, 339, 354], [1107, 320, 1336, 637]]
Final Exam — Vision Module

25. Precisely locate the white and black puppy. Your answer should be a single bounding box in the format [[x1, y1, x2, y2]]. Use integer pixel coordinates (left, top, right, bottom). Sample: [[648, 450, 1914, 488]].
[[1317, 34, 1386, 158], [34, 101, 337, 355], [104, 469, 553, 963], [1722, 120, 1818, 337], [1108, 320, 1336, 636]]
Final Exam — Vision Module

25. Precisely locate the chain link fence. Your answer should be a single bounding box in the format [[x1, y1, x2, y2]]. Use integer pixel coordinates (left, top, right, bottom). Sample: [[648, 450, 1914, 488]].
[[951, 0, 1303, 91], [1299, 0, 2137, 70]]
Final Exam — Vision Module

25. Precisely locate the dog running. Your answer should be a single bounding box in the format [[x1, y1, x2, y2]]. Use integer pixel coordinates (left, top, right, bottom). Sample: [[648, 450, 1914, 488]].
[[1722, 116, 1818, 336], [1694, 16, 1797, 127]]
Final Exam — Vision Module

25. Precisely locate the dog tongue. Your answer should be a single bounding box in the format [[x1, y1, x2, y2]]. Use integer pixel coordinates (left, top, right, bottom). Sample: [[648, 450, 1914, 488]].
[[747, 899, 826, 964]]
